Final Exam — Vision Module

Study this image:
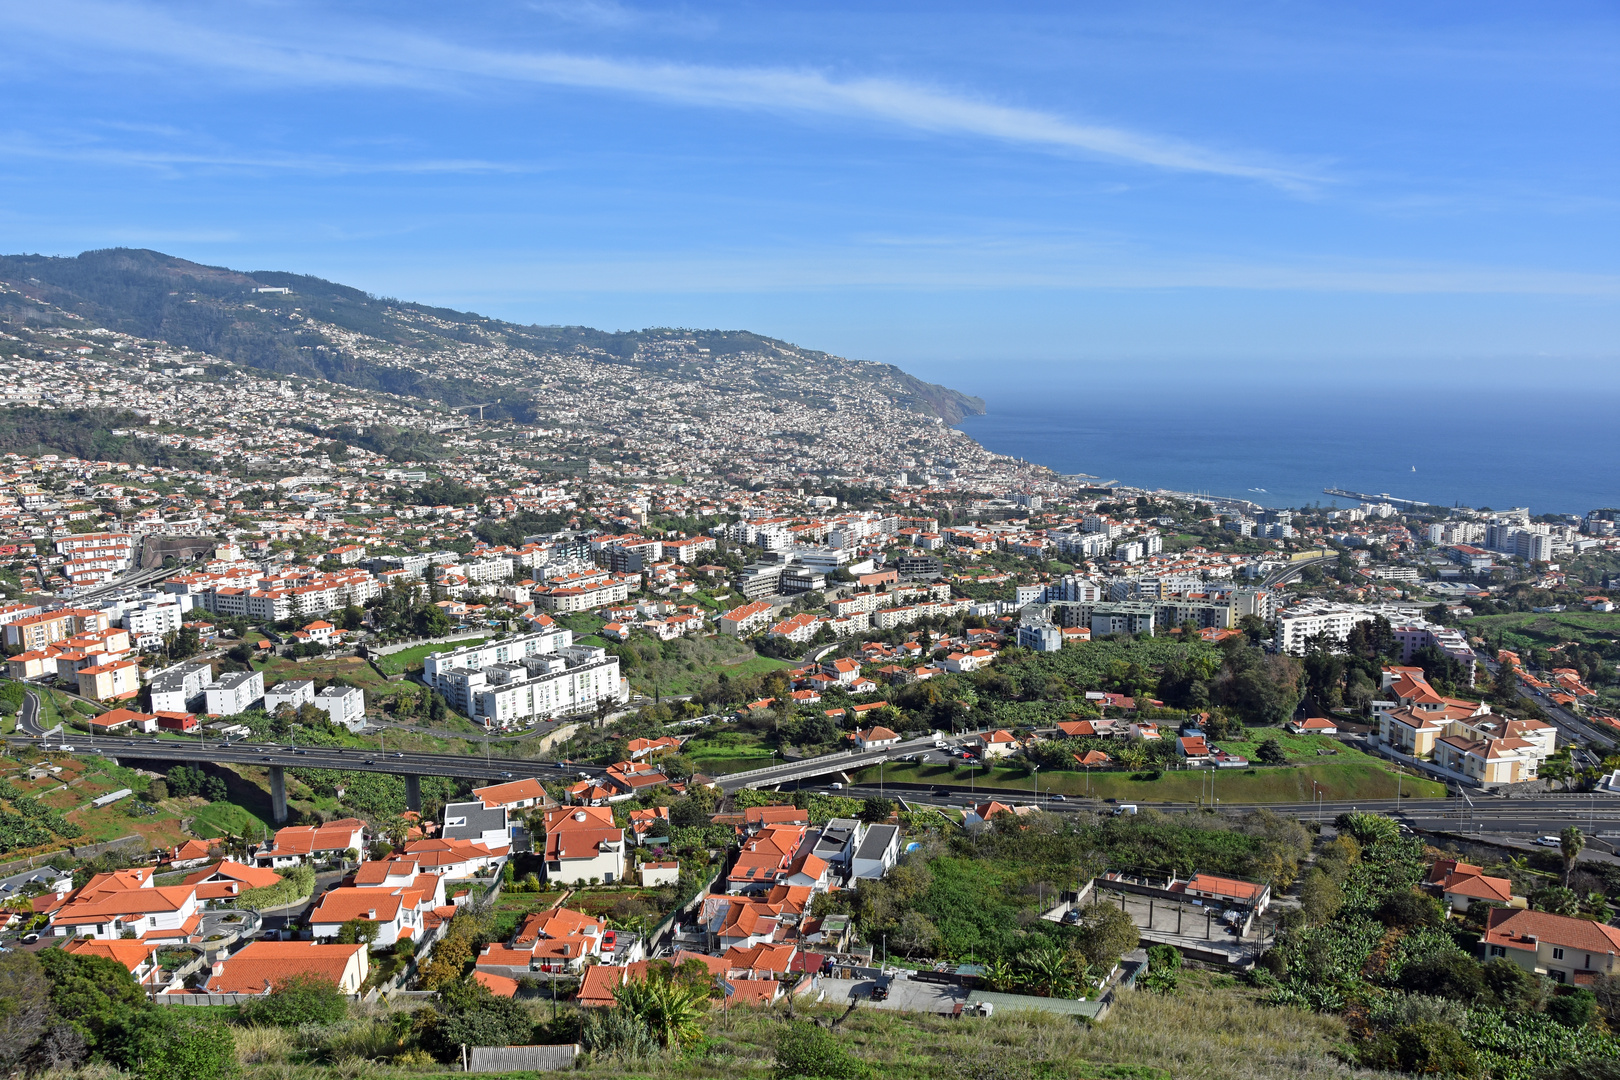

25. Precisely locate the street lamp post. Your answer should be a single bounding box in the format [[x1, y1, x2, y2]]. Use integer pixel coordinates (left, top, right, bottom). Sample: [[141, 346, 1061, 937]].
[[1031, 764, 1040, 809]]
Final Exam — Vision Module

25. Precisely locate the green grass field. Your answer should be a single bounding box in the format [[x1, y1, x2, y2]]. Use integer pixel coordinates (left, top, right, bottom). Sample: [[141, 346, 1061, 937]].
[[375, 637, 487, 676], [1464, 610, 1620, 651], [851, 759, 1445, 803], [189, 799, 273, 840]]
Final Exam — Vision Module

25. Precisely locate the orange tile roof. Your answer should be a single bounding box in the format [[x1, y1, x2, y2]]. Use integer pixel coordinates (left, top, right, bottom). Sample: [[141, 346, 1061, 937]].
[[1484, 907, 1620, 955], [206, 941, 366, 994]]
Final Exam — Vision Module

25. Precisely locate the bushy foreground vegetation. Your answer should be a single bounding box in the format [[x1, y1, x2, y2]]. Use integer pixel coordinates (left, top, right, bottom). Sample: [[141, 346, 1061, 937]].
[[1256, 813, 1620, 1079]]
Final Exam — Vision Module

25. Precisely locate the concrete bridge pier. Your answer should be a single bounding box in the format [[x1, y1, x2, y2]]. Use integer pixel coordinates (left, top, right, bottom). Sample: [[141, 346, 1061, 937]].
[[404, 774, 422, 813], [269, 765, 288, 825]]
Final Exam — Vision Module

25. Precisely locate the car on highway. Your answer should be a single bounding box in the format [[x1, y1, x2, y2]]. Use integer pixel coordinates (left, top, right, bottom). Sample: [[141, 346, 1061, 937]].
[[1048, 794, 1066, 802], [1535, 835, 1562, 847]]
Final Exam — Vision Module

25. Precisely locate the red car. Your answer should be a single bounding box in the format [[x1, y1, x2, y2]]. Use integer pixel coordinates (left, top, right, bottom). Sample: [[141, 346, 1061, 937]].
[[602, 930, 617, 952]]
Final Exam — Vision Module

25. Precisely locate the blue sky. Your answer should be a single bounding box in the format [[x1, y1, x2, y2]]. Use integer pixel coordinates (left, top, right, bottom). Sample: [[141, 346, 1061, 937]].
[[1, 1, 1617, 396]]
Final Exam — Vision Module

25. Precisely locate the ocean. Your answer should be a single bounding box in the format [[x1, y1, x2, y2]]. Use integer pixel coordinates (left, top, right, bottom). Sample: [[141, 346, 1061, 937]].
[[954, 389, 1620, 515]]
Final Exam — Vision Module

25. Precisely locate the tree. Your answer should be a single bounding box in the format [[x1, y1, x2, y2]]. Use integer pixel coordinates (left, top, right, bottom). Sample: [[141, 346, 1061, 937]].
[[1255, 738, 1288, 766], [1481, 957, 1543, 1011], [336, 918, 380, 945], [859, 797, 894, 823], [239, 973, 349, 1027], [612, 976, 706, 1049], [424, 981, 535, 1062], [0, 951, 51, 1072], [1530, 885, 1581, 917], [1399, 953, 1485, 1003], [1074, 901, 1140, 971], [37, 948, 148, 1058], [891, 910, 940, 958], [1297, 868, 1344, 926], [1560, 825, 1586, 886]]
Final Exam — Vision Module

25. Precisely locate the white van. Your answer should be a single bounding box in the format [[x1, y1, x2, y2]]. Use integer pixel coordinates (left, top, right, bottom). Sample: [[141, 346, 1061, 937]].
[[1112, 804, 1138, 816]]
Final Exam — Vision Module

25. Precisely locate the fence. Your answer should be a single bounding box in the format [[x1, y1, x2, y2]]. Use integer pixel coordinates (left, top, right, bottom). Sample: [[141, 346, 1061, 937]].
[[647, 865, 723, 954]]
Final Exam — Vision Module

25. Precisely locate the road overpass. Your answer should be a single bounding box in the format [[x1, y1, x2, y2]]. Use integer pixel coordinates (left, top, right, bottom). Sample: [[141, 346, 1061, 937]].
[[6, 732, 600, 825], [715, 735, 947, 792], [1261, 553, 1337, 588]]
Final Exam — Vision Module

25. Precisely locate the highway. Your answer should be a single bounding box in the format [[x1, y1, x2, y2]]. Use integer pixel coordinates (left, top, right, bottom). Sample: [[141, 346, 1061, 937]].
[[5, 730, 597, 785], [714, 735, 945, 792], [1261, 553, 1337, 589], [844, 779, 1620, 839]]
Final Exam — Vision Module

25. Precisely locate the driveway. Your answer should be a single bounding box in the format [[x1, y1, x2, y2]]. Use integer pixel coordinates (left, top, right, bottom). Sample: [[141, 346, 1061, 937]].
[[810, 970, 970, 1015]]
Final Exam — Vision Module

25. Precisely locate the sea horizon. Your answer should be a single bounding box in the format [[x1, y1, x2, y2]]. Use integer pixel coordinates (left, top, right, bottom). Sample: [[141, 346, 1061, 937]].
[[952, 386, 1620, 516]]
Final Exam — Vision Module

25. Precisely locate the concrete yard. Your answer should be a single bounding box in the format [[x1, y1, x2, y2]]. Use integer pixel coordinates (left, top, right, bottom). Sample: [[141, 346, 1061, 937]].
[[808, 970, 971, 1014]]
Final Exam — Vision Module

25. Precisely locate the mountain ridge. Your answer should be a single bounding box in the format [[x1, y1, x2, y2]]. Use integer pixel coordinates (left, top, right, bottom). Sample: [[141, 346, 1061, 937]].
[[0, 248, 986, 426]]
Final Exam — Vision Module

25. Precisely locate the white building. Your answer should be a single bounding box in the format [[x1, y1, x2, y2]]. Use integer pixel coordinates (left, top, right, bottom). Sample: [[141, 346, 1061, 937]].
[[264, 679, 316, 714], [204, 670, 264, 716], [312, 685, 366, 731], [426, 631, 624, 726], [148, 661, 213, 714]]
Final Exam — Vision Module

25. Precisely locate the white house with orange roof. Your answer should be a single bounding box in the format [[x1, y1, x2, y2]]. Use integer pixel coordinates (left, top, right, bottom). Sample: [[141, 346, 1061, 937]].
[[182, 860, 282, 904], [88, 707, 160, 734], [1287, 717, 1339, 735], [1483, 907, 1620, 983], [310, 885, 434, 948], [471, 776, 556, 813], [1425, 859, 1518, 913], [543, 806, 625, 884], [970, 729, 1020, 759], [848, 725, 900, 751], [254, 819, 367, 869], [205, 940, 370, 994], [48, 868, 201, 942], [63, 938, 170, 988]]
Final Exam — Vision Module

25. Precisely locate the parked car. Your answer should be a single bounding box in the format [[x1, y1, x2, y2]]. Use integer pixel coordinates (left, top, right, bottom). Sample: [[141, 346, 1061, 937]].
[[602, 930, 617, 952], [870, 982, 889, 1002]]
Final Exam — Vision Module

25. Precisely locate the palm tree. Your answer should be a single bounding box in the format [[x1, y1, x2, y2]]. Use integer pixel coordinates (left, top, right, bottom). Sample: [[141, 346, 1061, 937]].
[[1560, 826, 1586, 886], [1115, 742, 1148, 771], [613, 977, 706, 1049]]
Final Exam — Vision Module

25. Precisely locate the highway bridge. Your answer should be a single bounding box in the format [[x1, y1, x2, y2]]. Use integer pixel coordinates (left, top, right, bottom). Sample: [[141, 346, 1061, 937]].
[[714, 735, 946, 792], [6, 729, 600, 824], [1261, 553, 1337, 589]]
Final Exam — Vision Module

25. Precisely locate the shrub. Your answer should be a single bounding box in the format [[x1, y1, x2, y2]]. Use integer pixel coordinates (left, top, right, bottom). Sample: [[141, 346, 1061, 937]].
[[1377, 889, 1443, 929], [581, 1007, 658, 1063], [1392, 1020, 1479, 1077], [123, 1010, 241, 1080], [1398, 953, 1485, 1003], [1545, 988, 1597, 1028], [773, 1021, 868, 1080], [239, 973, 349, 1027], [1335, 811, 1399, 847]]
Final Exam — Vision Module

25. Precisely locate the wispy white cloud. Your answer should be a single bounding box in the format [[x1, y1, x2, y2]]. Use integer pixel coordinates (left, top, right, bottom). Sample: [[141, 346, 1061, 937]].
[[0, 132, 525, 176], [0, 0, 1323, 190]]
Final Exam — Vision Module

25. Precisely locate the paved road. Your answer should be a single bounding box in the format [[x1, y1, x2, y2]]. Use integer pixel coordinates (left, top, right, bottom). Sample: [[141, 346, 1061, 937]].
[[1481, 658, 1616, 751], [17, 690, 44, 737], [716, 734, 946, 791], [1262, 554, 1337, 589], [6, 730, 600, 784]]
